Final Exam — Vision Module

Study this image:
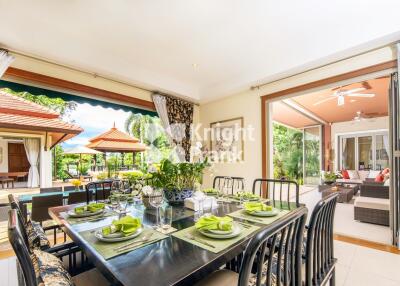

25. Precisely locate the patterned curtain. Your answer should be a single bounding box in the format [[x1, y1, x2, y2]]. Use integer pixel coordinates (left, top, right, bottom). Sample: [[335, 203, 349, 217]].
[[165, 96, 194, 161]]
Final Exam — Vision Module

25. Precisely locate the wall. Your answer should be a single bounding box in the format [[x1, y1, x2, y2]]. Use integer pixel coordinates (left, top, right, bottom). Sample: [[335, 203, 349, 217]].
[[331, 116, 389, 170], [198, 46, 396, 188], [0, 138, 8, 172]]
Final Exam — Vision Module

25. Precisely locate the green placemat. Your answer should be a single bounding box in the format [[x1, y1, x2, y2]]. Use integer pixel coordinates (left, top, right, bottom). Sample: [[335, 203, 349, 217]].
[[79, 227, 168, 260], [228, 209, 289, 224], [60, 210, 117, 225], [172, 224, 260, 253]]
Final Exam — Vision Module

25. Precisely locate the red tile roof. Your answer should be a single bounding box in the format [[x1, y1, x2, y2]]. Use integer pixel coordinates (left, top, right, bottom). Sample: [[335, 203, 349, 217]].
[[0, 90, 82, 134], [89, 126, 140, 143]]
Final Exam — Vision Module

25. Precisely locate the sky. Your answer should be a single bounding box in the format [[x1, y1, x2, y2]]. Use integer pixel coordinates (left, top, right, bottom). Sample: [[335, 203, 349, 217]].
[[62, 103, 131, 149]]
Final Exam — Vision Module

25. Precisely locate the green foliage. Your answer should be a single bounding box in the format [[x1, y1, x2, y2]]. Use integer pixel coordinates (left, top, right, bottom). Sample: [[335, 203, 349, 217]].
[[323, 171, 337, 182], [120, 170, 144, 185], [3, 88, 76, 116], [273, 123, 304, 184], [96, 172, 108, 180], [151, 158, 209, 191]]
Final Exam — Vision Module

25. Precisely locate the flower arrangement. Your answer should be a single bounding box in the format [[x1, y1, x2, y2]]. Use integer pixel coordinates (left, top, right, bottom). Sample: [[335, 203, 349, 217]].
[[71, 179, 82, 190]]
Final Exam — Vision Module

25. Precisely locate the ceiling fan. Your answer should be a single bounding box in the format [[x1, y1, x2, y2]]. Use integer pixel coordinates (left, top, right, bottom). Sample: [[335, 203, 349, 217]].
[[313, 86, 375, 106]]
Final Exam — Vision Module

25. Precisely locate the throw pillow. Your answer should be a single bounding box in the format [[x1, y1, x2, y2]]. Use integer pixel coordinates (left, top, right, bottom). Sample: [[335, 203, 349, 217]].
[[375, 173, 384, 182], [382, 168, 390, 175], [347, 170, 360, 180], [26, 220, 51, 251], [368, 170, 381, 179], [341, 170, 350, 179], [32, 249, 74, 286]]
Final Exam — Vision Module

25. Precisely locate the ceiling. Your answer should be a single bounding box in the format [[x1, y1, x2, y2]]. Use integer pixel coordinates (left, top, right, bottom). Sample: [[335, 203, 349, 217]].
[[273, 77, 389, 128], [0, 1, 400, 102]]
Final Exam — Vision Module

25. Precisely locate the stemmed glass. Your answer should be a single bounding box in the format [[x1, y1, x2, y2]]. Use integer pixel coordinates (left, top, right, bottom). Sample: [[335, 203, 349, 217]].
[[118, 194, 128, 213], [149, 190, 164, 228]]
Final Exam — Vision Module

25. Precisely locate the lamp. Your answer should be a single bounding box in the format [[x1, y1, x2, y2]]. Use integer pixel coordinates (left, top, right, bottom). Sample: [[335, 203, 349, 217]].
[[0, 49, 15, 78], [337, 94, 345, 106]]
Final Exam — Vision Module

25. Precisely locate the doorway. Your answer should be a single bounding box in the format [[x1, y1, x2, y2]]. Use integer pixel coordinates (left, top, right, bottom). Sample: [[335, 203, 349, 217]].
[[8, 143, 29, 173]]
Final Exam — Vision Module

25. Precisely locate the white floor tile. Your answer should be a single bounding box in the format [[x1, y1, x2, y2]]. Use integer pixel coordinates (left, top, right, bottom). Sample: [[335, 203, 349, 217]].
[[343, 267, 399, 286], [334, 240, 357, 267], [335, 263, 350, 286]]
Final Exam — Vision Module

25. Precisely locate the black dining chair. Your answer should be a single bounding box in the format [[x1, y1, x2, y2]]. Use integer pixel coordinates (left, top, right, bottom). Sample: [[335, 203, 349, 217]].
[[40, 186, 63, 194], [304, 193, 338, 286], [86, 181, 112, 203], [111, 179, 131, 192], [252, 178, 300, 209], [196, 206, 308, 286], [8, 209, 109, 286], [213, 176, 245, 195], [68, 191, 88, 205]]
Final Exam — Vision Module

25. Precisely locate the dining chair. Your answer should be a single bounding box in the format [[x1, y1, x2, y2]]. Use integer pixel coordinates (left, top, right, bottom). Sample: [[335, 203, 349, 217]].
[[252, 178, 300, 209], [31, 194, 64, 224], [111, 179, 131, 192], [213, 176, 245, 195], [40, 186, 63, 194], [68, 191, 88, 205], [196, 206, 308, 286], [8, 209, 109, 286], [304, 193, 338, 286], [86, 181, 112, 202], [64, 185, 83, 192]]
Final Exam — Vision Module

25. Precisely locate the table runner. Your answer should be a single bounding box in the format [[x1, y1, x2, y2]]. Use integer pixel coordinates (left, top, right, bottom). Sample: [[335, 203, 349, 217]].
[[172, 224, 259, 254], [79, 227, 168, 259], [227, 209, 289, 224]]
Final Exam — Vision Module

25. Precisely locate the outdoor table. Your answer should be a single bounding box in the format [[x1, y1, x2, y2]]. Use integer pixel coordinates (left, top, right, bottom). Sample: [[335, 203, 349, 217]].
[[48, 201, 299, 286]]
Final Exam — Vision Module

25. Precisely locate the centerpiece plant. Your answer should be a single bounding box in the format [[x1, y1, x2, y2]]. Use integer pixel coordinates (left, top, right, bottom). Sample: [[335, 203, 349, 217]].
[[151, 158, 209, 205]]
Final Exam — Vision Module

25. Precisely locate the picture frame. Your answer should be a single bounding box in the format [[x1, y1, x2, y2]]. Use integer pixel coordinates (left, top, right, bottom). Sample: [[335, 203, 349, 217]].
[[209, 117, 244, 162]]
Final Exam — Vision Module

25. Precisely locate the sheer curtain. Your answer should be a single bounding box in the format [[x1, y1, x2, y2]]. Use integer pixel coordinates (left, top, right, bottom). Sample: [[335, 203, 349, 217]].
[[383, 134, 390, 157], [23, 138, 40, 188]]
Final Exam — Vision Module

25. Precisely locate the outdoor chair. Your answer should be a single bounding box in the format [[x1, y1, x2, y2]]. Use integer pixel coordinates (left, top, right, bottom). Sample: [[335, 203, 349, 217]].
[[86, 181, 112, 202], [40, 186, 63, 194], [64, 185, 83, 192], [304, 193, 338, 286], [195, 206, 307, 286], [111, 179, 130, 192], [212, 176, 245, 195], [31, 194, 63, 224], [8, 209, 108, 286], [252, 178, 300, 209], [68, 191, 88, 205], [64, 170, 93, 182]]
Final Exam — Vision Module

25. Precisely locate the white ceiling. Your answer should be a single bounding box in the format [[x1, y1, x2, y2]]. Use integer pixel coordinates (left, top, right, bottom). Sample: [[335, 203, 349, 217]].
[[1, 0, 400, 103]]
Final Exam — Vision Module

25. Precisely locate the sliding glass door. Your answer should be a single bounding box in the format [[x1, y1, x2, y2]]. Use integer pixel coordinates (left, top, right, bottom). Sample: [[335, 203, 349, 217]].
[[303, 126, 322, 185]]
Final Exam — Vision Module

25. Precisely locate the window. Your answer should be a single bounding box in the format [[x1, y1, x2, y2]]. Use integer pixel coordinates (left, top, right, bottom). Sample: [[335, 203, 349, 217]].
[[339, 131, 389, 171]]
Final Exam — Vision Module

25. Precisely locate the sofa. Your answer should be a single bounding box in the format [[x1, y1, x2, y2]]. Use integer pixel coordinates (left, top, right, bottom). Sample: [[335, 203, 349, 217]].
[[336, 170, 381, 185]]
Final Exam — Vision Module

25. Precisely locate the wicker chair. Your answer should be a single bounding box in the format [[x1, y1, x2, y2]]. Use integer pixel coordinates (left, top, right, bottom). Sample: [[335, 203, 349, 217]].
[[40, 187, 63, 194]]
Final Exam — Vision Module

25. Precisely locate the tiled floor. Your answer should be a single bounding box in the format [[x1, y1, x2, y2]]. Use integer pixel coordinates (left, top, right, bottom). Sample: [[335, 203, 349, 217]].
[[335, 240, 400, 286], [2, 241, 399, 285]]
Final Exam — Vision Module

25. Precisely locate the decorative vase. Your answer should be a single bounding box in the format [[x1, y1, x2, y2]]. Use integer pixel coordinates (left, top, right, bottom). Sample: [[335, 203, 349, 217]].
[[163, 188, 194, 205], [142, 194, 163, 209]]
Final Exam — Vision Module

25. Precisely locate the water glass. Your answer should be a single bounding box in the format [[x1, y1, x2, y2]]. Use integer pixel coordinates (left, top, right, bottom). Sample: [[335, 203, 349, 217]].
[[160, 206, 173, 230], [118, 195, 128, 211], [109, 195, 119, 210], [149, 192, 164, 227]]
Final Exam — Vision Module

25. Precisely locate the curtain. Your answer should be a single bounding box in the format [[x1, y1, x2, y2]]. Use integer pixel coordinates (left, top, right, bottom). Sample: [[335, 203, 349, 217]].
[[0, 50, 14, 78], [164, 96, 194, 162], [152, 94, 172, 143], [383, 134, 390, 157], [23, 138, 40, 188]]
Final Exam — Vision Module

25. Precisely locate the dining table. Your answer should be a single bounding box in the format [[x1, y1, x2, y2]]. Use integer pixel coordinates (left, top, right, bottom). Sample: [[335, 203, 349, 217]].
[[48, 200, 299, 286]]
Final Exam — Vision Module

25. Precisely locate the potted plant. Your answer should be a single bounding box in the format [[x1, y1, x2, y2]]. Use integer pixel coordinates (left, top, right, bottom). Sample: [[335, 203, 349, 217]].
[[323, 171, 337, 185], [151, 158, 209, 205]]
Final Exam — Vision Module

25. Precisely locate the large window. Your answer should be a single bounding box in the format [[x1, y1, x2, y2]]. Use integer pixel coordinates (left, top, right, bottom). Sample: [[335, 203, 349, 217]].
[[339, 131, 389, 171]]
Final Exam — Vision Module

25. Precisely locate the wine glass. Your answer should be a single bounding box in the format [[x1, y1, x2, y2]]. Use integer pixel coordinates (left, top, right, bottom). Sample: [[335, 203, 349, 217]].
[[149, 191, 164, 228]]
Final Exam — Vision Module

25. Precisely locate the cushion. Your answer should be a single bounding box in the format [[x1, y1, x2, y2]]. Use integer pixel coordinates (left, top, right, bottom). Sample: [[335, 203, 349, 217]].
[[26, 220, 51, 251], [354, 197, 390, 211], [357, 170, 370, 181], [384, 178, 390, 187], [32, 249, 74, 286], [368, 170, 381, 178], [375, 173, 384, 182], [341, 170, 350, 179], [347, 170, 359, 180], [382, 168, 390, 175]]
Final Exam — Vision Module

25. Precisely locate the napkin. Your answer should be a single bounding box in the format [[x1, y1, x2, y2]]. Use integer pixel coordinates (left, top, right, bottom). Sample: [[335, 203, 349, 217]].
[[235, 192, 259, 200], [102, 215, 142, 236], [244, 202, 273, 213], [74, 203, 105, 214], [195, 215, 233, 231]]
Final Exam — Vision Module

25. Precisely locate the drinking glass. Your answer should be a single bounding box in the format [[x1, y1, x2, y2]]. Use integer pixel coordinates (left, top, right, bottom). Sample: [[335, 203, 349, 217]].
[[109, 194, 119, 210], [149, 191, 164, 228], [118, 194, 128, 211], [160, 206, 173, 230]]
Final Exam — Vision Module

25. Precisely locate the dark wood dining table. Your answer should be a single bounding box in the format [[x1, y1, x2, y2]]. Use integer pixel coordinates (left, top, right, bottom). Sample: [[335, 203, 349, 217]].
[[49, 201, 298, 286]]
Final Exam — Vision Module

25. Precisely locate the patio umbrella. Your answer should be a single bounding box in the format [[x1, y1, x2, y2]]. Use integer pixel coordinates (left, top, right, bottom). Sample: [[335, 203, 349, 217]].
[[63, 146, 102, 176]]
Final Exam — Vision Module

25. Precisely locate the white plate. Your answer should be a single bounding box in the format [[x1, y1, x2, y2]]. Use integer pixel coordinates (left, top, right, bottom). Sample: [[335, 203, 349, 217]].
[[94, 227, 143, 242], [198, 223, 241, 239], [246, 208, 279, 217], [207, 228, 234, 235], [67, 209, 104, 218]]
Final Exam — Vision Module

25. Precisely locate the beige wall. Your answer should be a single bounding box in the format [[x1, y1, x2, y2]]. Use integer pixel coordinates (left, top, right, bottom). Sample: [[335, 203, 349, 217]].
[[0, 139, 8, 172], [198, 46, 396, 188]]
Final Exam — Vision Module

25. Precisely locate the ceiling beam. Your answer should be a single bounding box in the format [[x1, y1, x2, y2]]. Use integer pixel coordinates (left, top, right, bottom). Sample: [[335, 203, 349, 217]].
[[282, 98, 328, 125]]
